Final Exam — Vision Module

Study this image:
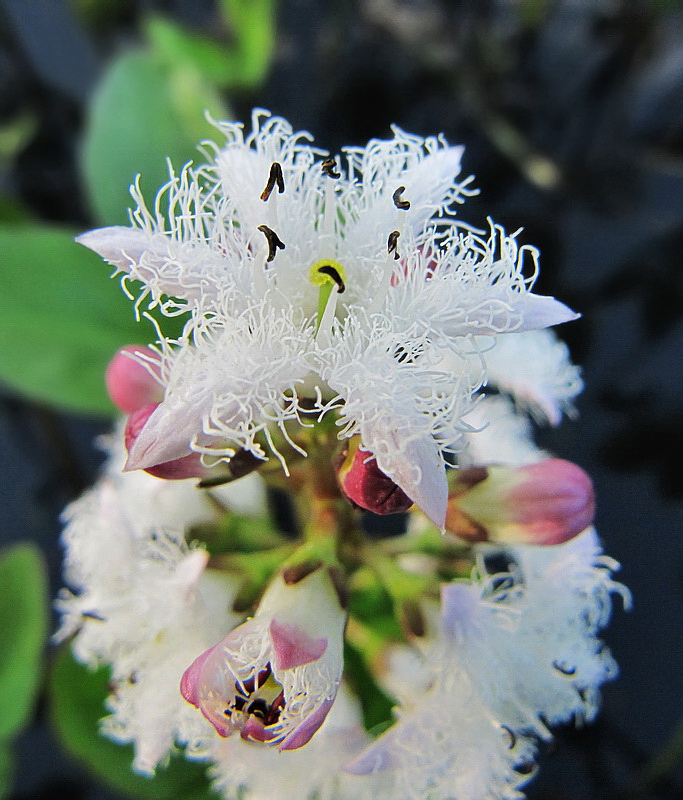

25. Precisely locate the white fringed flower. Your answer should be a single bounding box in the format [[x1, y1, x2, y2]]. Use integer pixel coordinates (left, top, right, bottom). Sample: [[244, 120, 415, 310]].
[[345, 528, 628, 800], [77, 110, 578, 528], [181, 567, 346, 751], [56, 438, 251, 774]]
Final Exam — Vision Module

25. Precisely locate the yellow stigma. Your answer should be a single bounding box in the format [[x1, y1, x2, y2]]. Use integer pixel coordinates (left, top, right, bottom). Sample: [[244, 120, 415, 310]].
[[309, 259, 347, 290], [309, 259, 347, 335]]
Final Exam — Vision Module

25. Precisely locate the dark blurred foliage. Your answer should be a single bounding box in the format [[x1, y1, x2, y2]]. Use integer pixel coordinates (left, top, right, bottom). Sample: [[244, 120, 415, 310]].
[[1, 1, 682, 799]]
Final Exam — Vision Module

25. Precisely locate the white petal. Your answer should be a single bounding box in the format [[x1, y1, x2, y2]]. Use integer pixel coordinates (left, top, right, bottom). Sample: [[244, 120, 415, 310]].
[[514, 293, 580, 332], [125, 397, 211, 471], [76, 226, 148, 271], [368, 425, 448, 529]]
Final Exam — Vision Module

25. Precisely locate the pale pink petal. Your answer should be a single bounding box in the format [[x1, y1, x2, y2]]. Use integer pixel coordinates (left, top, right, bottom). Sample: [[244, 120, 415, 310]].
[[180, 643, 218, 707], [278, 697, 335, 751], [124, 399, 209, 471], [240, 717, 278, 743], [106, 346, 162, 414], [269, 619, 327, 670]]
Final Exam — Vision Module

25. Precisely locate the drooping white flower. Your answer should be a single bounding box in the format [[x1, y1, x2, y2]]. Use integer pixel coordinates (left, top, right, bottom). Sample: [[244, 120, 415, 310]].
[[346, 528, 628, 800], [56, 435, 254, 774], [181, 566, 346, 751], [77, 110, 578, 528]]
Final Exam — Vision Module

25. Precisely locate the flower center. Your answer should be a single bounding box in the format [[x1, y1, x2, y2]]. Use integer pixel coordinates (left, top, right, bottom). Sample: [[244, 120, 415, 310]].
[[223, 663, 285, 727]]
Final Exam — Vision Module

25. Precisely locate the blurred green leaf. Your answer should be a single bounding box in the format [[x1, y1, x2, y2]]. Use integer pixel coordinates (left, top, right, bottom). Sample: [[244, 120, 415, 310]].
[[219, 0, 276, 87], [82, 48, 227, 225], [146, 16, 235, 87], [0, 543, 48, 741], [0, 743, 13, 800], [50, 647, 219, 800], [0, 196, 29, 224], [0, 225, 180, 415]]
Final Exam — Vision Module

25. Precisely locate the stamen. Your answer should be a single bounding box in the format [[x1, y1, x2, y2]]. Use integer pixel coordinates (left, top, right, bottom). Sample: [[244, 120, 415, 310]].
[[392, 186, 411, 210], [258, 224, 286, 262], [321, 157, 341, 179], [387, 230, 401, 260], [260, 162, 285, 201]]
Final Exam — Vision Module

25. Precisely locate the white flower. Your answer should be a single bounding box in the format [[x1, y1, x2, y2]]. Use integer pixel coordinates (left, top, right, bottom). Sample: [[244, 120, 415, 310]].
[[56, 436, 249, 774], [345, 528, 628, 800], [77, 110, 577, 528], [181, 566, 346, 751]]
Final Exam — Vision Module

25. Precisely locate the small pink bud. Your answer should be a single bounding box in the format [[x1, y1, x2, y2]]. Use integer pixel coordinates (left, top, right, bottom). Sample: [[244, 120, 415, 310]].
[[124, 403, 206, 480], [337, 437, 413, 515], [446, 459, 595, 546], [106, 345, 162, 413]]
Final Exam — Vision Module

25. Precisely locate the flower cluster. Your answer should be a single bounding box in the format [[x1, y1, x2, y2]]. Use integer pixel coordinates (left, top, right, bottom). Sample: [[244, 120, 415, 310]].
[[59, 112, 627, 800]]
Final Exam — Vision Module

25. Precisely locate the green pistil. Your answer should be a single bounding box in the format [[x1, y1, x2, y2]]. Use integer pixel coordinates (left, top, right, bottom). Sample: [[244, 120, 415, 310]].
[[309, 258, 346, 333]]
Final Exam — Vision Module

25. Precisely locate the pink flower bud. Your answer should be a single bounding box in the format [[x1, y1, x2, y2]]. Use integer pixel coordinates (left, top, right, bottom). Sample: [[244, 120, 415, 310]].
[[124, 403, 206, 480], [446, 459, 595, 546], [106, 345, 162, 413], [337, 437, 413, 515]]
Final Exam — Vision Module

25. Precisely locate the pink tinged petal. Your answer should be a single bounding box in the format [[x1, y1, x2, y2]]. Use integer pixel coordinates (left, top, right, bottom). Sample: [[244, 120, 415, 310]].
[[124, 403, 207, 479], [181, 625, 259, 738], [75, 226, 148, 272], [278, 697, 335, 751], [105, 346, 162, 414], [514, 294, 580, 332], [124, 399, 210, 472], [180, 644, 218, 707], [269, 619, 327, 670], [241, 717, 277, 743]]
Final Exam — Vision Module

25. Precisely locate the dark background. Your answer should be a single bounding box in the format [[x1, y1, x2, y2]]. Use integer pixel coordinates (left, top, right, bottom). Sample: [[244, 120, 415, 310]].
[[1, 1, 682, 798]]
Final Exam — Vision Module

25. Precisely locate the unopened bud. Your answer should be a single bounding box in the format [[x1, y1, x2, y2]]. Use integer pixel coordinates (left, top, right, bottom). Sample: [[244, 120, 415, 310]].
[[446, 459, 595, 546], [337, 437, 413, 515], [106, 346, 162, 413], [125, 403, 207, 480]]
